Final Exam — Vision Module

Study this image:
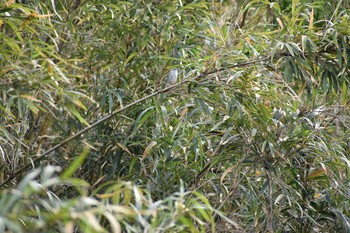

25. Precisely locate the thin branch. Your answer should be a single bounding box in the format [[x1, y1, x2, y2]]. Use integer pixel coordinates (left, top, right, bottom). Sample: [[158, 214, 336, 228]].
[[212, 165, 254, 220], [189, 140, 224, 188]]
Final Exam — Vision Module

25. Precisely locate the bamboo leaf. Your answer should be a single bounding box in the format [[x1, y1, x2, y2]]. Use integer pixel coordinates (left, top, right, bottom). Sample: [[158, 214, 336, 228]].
[[142, 141, 157, 160], [61, 148, 90, 179]]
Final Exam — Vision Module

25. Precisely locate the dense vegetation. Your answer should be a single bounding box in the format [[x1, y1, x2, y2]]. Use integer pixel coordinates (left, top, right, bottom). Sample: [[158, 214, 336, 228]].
[[1, 0, 350, 232]]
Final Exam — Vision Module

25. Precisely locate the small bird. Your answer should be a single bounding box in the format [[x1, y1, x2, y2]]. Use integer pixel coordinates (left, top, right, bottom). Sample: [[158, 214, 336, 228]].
[[166, 68, 178, 86]]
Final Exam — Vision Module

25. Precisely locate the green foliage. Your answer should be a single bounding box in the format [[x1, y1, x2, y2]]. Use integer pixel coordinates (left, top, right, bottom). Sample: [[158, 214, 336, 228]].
[[0, 166, 214, 232], [1, 0, 350, 232]]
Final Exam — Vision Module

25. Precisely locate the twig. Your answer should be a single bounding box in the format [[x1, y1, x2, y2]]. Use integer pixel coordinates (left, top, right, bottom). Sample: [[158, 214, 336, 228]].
[[189, 141, 224, 188], [212, 165, 254, 219]]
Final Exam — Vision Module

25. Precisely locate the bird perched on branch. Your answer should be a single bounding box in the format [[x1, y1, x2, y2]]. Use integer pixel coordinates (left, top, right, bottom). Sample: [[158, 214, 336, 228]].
[[166, 68, 178, 86]]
